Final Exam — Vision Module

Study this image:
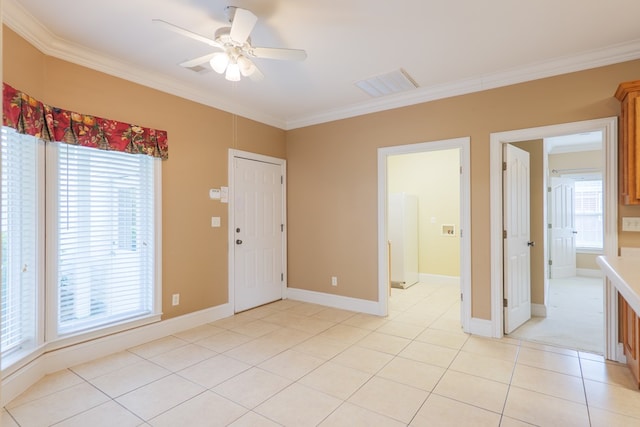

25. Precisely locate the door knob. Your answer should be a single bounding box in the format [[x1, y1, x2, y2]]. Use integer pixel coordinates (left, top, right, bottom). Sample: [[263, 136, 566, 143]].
[[236, 239, 243, 245], [527, 241, 535, 247]]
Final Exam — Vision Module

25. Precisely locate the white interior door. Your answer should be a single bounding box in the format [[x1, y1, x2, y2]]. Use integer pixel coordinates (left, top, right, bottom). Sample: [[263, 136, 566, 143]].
[[233, 156, 284, 312], [549, 177, 576, 278], [503, 144, 532, 334]]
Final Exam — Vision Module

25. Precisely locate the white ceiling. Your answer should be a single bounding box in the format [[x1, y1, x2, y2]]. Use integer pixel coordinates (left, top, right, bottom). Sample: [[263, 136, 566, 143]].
[[5, 0, 640, 130]]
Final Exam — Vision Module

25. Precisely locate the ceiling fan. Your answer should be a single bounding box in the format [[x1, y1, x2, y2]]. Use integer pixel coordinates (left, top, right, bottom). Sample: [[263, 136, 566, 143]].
[[153, 6, 307, 82]]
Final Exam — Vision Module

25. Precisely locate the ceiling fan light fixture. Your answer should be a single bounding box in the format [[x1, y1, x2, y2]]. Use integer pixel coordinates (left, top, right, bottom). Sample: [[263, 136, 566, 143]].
[[225, 60, 241, 81], [210, 52, 229, 74], [238, 55, 256, 77]]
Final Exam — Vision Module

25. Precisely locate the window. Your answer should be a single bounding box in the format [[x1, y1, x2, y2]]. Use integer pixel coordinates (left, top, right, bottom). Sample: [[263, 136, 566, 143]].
[[574, 179, 603, 250], [52, 143, 158, 337], [1, 128, 42, 361], [1, 125, 160, 366]]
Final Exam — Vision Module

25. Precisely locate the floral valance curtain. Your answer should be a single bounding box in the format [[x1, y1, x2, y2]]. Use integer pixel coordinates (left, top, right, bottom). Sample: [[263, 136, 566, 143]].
[[2, 83, 168, 159]]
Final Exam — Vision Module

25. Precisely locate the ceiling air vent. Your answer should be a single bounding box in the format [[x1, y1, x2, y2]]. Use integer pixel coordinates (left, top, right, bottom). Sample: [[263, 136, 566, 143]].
[[355, 68, 419, 98], [186, 64, 211, 74]]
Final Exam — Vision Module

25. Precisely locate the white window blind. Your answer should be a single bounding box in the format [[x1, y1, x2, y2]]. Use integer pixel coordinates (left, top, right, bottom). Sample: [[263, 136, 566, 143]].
[[1, 128, 40, 359], [574, 179, 603, 250], [53, 143, 155, 336]]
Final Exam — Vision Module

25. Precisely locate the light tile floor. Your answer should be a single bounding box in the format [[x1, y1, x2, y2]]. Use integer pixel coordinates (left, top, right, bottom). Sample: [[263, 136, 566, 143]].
[[4, 281, 640, 426]]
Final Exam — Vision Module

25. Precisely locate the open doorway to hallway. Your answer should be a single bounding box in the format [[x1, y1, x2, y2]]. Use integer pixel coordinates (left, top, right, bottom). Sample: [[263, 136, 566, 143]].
[[505, 131, 605, 354]]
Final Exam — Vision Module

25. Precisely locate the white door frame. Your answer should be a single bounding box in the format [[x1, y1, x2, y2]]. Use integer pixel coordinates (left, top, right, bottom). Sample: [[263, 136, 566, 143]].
[[490, 117, 619, 360], [377, 137, 471, 332], [228, 149, 287, 312]]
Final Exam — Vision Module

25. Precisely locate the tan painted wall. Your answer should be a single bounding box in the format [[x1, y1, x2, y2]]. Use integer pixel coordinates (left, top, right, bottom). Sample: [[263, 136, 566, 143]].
[[7, 26, 640, 322], [549, 150, 602, 174], [388, 150, 460, 277], [577, 253, 600, 270], [286, 60, 640, 319], [3, 27, 286, 319], [512, 141, 545, 305]]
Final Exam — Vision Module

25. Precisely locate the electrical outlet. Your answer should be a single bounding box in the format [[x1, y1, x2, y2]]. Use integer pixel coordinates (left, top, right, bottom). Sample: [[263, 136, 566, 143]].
[[172, 293, 180, 306], [331, 276, 338, 286]]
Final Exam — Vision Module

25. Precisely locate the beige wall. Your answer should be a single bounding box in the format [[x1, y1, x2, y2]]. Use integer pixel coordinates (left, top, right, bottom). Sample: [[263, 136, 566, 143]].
[[512, 141, 545, 305], [7, 26, 640, 322], [549, 150, 602, 175], [388, 150, 460, 277], [287, 61, 640, 319], [3, 27, 286, 320], [577, 253, 600, 270]]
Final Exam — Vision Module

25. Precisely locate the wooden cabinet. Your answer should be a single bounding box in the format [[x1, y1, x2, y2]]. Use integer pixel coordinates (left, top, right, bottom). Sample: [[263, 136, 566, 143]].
[[619, 293, 640, 387], [615, 80, 640, 205]]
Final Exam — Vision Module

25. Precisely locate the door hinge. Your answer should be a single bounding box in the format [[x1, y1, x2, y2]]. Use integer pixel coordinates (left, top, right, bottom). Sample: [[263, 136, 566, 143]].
[[281, 273, 284, 281], [548, 223, 552, 229], [281, 224, 284, 232], [503, 230, 507, 239], [460, 166, 463, 175], [547, 187, 552, 192], [503, 298, 508, 308], [460, 293, 463, 301], [502, 162, 507, 171], [281, 176, 283, 184], [548, 260, 553, 266], [460, 229, 463, 238]]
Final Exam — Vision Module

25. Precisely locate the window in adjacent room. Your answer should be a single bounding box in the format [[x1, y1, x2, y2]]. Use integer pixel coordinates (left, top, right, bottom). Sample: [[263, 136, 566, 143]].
[[574, 178, 603, 250]]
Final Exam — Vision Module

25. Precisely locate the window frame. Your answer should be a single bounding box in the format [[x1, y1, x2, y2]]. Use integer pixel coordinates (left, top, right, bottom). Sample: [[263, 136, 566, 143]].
[[568, 173, 603, 252], [1, 127, 162, 371], [0, 130, 46, 369], [44, 142, 163, 348]]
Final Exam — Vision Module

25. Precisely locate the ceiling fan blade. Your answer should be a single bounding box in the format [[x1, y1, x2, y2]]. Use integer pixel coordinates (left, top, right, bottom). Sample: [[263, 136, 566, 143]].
[[249, 65, 264, 82], [179, 53, 216, 68], [229, 8, 257, 44], [152, 19, 223, 49], [250, 47, 307, 61]]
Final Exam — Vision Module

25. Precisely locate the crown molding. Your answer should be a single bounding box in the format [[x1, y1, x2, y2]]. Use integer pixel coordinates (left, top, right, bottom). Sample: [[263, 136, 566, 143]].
[[5, 0, 640, 131], [2, 0, 287, 129], [285, 38, 640, 130]]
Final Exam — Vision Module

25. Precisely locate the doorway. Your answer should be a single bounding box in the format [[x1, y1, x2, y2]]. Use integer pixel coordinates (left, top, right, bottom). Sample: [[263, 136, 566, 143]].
[[489, 117, 619, 361], [377, 137, 471, 332], [507, 133, 605, 353], [228, 149, 287, 313]]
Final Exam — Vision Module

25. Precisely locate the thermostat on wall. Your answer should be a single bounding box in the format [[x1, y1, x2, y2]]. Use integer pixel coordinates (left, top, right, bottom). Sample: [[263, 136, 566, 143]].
[[209, 188, 221, 200]]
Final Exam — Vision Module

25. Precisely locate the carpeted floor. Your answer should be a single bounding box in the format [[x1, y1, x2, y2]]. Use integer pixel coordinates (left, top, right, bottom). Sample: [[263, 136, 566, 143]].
[[509, 276, 604, 354]]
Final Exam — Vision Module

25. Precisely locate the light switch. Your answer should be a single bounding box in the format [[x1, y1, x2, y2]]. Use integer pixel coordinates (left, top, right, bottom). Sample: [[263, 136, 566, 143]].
[[211, 216, 221, 227], [221, 186, 229, 203], [622, 217, 640, 232]]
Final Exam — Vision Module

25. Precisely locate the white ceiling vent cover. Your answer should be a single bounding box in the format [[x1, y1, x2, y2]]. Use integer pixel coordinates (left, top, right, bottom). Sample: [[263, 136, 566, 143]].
[[355, 69, 419, 97]]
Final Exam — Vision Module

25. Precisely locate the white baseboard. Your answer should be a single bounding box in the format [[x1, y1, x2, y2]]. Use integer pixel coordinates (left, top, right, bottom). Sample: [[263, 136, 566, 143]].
[[468, 317, 493, 337], [531, 303, 547, 317], [419, 273, 460, 285], [285, 287, 383, 315], [577, 268, 603, 278], [1, 303, 233, 406], [616, 343, 627, 364]]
